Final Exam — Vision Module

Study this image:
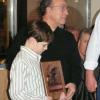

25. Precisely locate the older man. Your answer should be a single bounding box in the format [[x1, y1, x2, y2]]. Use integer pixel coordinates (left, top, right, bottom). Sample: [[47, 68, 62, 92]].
[[39, 0, 81, 99]]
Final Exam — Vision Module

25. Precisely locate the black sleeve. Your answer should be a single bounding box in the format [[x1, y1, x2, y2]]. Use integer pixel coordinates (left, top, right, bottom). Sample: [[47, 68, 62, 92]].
[[69, 34, 82, 87], [61, 30, 82, 88]]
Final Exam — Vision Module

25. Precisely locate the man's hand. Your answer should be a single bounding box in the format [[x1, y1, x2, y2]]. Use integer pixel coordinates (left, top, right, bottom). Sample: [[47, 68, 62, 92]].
[[86, 70, 97, 92], [45, 96, 52, 100], [65, 83, 76, 100], [59, 92, 67, 100]]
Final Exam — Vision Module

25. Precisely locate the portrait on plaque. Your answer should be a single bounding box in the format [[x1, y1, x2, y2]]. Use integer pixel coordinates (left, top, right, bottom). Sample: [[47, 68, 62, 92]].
[[41, 60, 65, 100]]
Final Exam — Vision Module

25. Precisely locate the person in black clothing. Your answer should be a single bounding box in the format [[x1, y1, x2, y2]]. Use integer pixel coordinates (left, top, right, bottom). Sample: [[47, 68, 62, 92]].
[[42, 26, 82, 99]]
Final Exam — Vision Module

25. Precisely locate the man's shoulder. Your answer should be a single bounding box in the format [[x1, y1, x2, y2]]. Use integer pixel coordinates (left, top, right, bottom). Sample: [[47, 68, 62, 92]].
[[54, 27, 75, 37]]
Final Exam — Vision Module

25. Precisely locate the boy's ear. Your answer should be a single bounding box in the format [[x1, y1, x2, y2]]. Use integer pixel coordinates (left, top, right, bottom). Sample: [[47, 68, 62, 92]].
[[29, 37, 36, 43]]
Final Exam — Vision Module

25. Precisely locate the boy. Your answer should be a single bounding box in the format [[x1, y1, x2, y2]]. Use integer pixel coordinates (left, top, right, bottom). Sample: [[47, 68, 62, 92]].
[[9, 21, 54, 100], [9, 20, 67, 100]]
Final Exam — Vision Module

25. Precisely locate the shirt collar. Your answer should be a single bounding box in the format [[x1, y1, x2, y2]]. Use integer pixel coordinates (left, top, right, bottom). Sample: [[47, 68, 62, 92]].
[[20, 46, 41, 62]]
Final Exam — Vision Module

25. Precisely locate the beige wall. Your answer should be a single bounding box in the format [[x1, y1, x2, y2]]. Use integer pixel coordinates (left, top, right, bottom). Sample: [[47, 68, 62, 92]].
[[27, 0, 39, 16], [91, 0, 100, 24], [27, 0, 40, 22], [67, 0, 100, 26]]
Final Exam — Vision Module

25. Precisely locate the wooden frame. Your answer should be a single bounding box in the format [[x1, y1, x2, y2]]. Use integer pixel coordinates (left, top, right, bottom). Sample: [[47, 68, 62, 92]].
[[41, 60, 65, 100]]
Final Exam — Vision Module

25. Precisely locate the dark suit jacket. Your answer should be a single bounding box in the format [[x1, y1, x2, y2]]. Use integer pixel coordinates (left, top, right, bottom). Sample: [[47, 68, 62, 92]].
[[41, 27, 82, 87]]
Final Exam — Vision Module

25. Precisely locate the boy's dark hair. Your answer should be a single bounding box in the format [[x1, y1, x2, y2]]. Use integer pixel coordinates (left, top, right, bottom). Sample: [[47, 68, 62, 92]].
[[38, 0, 52, 17], [27, 20, 54, 43]]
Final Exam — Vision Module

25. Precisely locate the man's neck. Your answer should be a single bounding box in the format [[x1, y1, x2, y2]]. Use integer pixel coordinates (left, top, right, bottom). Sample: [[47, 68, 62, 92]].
[[43, 17, 57, 32]]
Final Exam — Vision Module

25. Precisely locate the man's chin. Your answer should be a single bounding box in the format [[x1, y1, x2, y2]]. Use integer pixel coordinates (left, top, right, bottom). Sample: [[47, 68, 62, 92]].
[[60, 21, 66, 25]]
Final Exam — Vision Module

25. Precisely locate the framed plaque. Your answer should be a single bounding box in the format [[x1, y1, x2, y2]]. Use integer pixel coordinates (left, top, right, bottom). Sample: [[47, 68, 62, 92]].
[[41, 60, 65, 100]]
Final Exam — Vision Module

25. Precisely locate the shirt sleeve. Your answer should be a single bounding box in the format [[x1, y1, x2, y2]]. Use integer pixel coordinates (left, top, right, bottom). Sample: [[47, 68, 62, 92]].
[[84, 13, 100, 70], [9, 60, 46, 100]]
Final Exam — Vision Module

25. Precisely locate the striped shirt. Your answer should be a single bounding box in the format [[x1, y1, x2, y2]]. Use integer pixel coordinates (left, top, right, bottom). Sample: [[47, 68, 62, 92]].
[[9, 46, 46, 100]]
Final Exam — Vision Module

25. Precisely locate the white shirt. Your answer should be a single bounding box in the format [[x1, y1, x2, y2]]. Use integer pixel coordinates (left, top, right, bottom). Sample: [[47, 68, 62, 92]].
[[84, 13, 100, 70], [9, 46, 46, 100]]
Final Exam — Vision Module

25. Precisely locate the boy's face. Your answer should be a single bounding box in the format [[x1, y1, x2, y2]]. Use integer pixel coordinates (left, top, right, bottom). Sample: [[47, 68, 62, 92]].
[[32, 40, 49, 55], [37, 42, 49, 54]]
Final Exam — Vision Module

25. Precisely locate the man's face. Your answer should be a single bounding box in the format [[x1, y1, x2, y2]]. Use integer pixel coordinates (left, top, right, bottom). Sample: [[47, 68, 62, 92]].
[[49, 0, 68, 26], [32, 40, 49, 55]]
